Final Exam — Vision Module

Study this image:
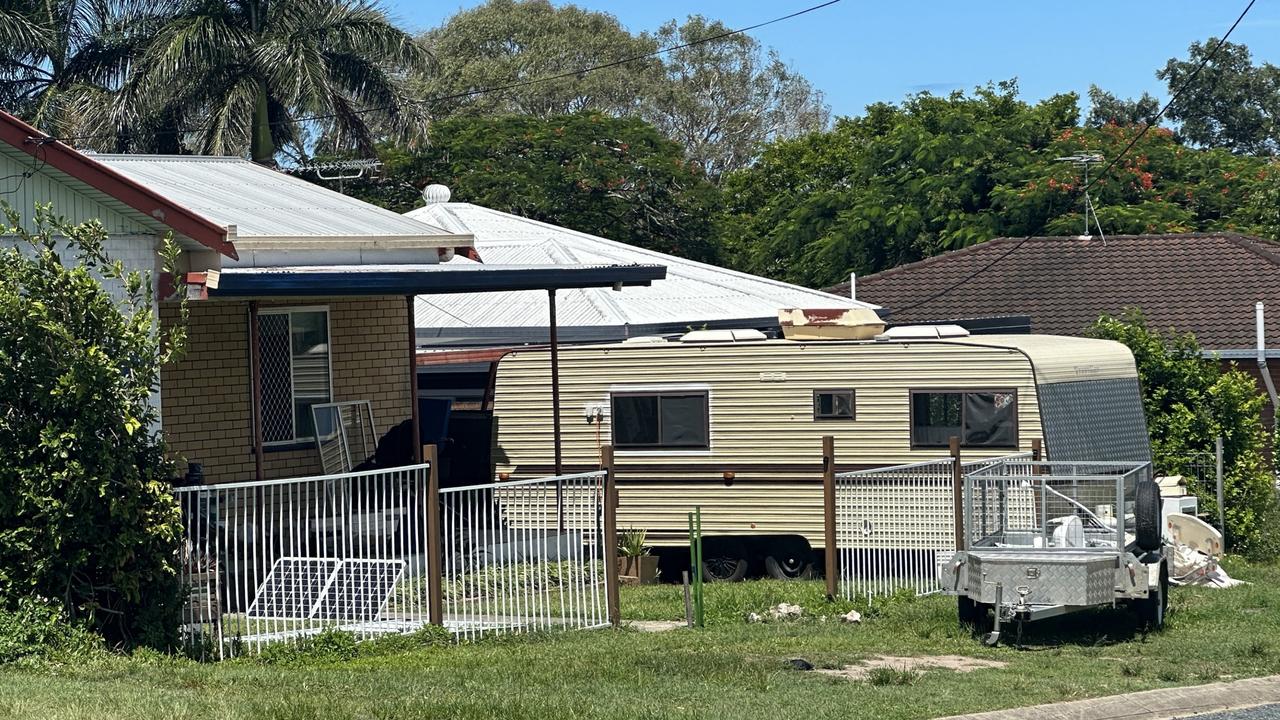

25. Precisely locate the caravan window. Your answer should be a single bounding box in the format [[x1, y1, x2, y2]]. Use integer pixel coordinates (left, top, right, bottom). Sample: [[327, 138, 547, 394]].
[[813, 390, 855, 420], [910, 390, 1017, 449], [611, 392, 709, 449]]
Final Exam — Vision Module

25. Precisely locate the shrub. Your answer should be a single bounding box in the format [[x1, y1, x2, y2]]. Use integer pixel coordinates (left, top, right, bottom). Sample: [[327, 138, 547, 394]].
[[0, 596, 103, 663], [0, 203, 187, 649], [1091, 310, 1280, 558]]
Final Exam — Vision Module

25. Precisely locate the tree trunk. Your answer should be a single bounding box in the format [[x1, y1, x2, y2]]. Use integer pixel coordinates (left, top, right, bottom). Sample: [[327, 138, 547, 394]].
[[250, 78, 274, 164]]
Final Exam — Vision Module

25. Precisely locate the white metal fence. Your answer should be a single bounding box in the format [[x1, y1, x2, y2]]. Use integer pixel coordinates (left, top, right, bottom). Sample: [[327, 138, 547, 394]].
[[833, 454, 1031, 601], [176, 464, 432, 659], [438, 471, 611, 640]]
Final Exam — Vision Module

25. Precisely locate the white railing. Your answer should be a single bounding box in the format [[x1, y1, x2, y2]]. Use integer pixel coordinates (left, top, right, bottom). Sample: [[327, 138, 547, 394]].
[[834, 453, 1032, 601], [176, 464, 432, 659], [438, 471, 611, 640]]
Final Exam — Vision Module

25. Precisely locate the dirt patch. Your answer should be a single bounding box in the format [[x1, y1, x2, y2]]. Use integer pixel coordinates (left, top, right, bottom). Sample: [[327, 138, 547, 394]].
[[816, 655, 1007, 681], [627, 620, 685, 632]]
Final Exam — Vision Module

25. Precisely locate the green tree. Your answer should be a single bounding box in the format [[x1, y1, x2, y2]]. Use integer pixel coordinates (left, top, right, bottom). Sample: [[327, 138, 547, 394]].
[[414, 2, 828, 180], [1158, 38, 1280, 154], [0, 203, 187, 647], [643, 15, 828, 179], [722, 82, 1276, 289], [134, 0, 429, 162], [1085, 85, 1160, 128], [415, 0, 658, 119], [720, 82, 1079, 287], [1090, 311, 1279, 559], [0, 0, 170, 146], [315, 113, 723, 262]]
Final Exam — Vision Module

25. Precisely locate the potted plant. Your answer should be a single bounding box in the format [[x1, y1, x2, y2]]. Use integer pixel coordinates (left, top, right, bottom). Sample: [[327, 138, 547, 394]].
[[617, 527, 659, 585]]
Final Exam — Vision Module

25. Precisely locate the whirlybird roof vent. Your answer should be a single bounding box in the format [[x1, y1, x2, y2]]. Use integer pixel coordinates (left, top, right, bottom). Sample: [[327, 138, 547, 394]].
[[679, 329, 768, 343]]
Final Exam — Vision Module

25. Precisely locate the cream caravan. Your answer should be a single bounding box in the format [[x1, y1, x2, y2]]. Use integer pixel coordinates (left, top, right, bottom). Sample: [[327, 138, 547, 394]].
[[484, 330, 1151, 580]]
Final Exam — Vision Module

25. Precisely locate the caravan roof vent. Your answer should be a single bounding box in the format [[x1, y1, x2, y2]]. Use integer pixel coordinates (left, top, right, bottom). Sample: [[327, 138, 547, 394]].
[[679, 328, 768, 343], [875, 324, 971, 341], [622, 336, 669, 344]]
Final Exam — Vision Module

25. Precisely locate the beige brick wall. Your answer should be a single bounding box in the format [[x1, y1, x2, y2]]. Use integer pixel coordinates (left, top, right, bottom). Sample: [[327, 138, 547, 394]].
[[159, 296, 413, 484]]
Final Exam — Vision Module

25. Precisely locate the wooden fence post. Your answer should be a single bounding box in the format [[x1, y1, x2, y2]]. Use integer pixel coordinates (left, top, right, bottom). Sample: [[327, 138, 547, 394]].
[[1032, 437, 1042, 462], [425, 444, 443, 626], [601, 445, 620, 628], [950, 436, 965, 551], [822, 435, 837, 601]]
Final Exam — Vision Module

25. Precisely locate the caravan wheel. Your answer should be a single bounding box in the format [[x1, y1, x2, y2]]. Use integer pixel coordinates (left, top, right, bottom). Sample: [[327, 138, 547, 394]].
[[701, 539, 749, 581], [764, 540, 814, 580]]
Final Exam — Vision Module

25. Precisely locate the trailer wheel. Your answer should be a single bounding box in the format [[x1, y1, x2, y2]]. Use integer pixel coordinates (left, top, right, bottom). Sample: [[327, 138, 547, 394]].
[[1137, 565, 1169, 631], [701, 539, 749, 581], [1135, 479, 1162, 552], [764, 543, 814, 580]]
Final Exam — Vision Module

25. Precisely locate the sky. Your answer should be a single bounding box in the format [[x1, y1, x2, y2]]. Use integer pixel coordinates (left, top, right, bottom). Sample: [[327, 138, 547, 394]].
[[381, 0, 1280, 119]]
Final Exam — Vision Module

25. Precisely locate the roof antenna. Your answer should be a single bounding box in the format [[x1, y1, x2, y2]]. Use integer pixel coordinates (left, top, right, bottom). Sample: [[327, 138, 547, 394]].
[[1055, 153, 1107, 245]]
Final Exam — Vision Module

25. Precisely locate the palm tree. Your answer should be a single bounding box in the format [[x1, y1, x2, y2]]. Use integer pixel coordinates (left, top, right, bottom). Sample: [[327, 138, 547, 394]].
[[0, 0, 168, 146], [135, 0, 430, 163]]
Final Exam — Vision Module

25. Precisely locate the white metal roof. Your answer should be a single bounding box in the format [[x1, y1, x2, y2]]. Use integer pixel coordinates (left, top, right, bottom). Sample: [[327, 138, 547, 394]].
[[92, 155, 468, 245], [406, 202, 874, 344]]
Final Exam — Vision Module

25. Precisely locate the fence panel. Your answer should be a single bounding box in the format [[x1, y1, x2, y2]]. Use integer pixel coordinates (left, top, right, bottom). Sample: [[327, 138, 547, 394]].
[[438, 471, 610, 640], [833, 453, 1032, 602], [176, 464, 432, 659]]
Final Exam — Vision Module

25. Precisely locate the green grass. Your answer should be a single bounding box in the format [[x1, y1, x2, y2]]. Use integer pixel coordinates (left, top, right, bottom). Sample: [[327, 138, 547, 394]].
[[2, 558, 1279, 719]]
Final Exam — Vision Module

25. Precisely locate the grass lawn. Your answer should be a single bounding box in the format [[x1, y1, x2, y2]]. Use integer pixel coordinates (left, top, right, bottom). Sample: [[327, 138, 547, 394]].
[[2, 559, 1279, 720]]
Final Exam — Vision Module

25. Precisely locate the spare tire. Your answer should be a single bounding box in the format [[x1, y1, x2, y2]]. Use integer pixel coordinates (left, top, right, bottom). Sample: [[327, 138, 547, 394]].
[[1135, 479, 1162, 552]]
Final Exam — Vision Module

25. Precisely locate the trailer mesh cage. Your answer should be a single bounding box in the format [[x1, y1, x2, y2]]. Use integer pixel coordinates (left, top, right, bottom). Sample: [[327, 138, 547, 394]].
[[963, 460, 1151, 552]]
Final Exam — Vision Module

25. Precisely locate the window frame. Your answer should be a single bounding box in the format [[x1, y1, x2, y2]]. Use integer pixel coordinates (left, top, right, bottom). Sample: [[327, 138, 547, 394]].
[[610, 389, 711, 452], [256, 305, 333, 447], [813, 389, 856, 421], [908, 388, 1019, 450]]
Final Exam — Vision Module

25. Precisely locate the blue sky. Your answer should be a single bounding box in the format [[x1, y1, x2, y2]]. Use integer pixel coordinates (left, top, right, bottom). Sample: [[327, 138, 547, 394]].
[[382, 0, 1280, 119]]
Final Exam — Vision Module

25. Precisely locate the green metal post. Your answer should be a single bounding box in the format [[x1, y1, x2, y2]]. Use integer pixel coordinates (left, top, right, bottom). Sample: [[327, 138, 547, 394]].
[[694, 507, 704, 628]]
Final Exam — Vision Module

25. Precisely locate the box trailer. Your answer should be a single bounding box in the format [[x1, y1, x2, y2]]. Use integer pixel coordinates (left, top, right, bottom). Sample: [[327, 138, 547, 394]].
[[485, 330, 1152, 579]]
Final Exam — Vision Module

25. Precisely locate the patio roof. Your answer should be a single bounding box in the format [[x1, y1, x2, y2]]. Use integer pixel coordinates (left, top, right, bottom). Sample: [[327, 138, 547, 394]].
[[203, 263, 667, 297]]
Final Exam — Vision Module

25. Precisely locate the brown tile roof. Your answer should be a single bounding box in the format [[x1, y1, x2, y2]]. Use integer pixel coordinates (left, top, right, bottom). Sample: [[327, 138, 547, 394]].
[[824, 233, 1280, 350]]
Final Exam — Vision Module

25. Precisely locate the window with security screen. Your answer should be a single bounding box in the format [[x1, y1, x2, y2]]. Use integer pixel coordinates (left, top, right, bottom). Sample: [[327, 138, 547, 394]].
[[611, 391, 709, 450], [259, 308, 332, 444], [910, 389, 1017, 449]]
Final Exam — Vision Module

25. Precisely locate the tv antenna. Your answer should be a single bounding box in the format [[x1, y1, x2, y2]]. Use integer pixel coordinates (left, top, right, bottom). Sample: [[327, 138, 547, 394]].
[[1055, 153, 1106, 245]]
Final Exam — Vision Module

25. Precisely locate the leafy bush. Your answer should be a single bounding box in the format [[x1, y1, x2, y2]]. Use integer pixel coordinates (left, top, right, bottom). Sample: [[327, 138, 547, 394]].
[[0, 596, 103, 663], [0, 204, 187, 648], [1091, 310, 1280, 558]]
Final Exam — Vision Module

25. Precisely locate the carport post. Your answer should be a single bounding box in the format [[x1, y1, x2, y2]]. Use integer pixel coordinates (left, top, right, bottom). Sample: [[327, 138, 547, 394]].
[[602, 445, 620, 628], [950, 437, 965, 551], [822, 435, 836, 601], [408, 295, 421, 464], [549, 288, 564, 531], [425, 444, 443, 626]]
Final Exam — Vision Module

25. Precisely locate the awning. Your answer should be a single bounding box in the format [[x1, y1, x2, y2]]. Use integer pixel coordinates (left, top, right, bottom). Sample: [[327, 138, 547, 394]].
[[195, 263, 666, 298]]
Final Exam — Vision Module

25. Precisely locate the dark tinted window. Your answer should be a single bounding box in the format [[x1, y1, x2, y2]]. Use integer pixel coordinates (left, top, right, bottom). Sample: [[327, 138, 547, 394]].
[[612, 392, 709, 449], [911, 390, 1016, 448], [814, 390, 855, 419]]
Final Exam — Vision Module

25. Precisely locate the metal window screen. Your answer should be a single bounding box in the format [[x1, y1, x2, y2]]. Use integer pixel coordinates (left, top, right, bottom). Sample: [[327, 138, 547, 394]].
[[260, 314, 294, 442], [312, 401, 377, 475]]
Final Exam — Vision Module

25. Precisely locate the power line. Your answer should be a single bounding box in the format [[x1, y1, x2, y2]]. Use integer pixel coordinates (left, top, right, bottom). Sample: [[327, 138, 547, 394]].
[[891, 0, 1257, 316], [44, 0, 844, 146]]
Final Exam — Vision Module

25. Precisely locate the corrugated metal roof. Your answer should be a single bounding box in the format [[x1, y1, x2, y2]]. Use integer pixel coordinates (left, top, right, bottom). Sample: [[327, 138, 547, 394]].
[[92, 155, 464, 242], [406, 202, 874, 337]]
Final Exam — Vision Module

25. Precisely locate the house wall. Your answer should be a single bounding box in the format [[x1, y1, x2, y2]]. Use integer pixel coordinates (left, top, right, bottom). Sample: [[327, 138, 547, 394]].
[[159, 296, 413, 484], [1231, 359, 1280, 447]]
